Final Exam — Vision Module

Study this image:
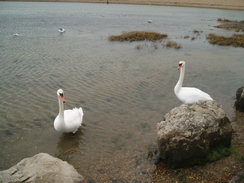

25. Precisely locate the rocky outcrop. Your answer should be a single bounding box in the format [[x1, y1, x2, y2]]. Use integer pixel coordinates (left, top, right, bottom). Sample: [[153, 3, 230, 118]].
[[157, 100, 232, 168], [235, 86, 244, 112], [0, 153, 84, 183]]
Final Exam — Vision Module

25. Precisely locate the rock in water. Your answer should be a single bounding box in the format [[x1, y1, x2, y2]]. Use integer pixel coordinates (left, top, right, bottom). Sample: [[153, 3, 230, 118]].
[[235, 86, 244, 112], [157, 100, 232, 168], [0, 153, 84, 183]]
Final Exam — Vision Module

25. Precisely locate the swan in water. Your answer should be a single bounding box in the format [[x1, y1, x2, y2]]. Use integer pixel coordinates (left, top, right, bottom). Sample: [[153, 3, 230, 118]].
[[54, 89, 83, 133], [174, 61, 213, 103], [59, 28, 65, 34]]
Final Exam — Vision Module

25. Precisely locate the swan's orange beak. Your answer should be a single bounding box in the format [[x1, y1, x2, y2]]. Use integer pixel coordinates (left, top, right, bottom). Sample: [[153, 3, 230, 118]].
[[60, 95, 65, 103], [178, 65, 182, 70]]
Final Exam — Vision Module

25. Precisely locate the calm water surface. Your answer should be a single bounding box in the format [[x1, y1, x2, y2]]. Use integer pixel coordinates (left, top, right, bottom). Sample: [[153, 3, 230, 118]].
[[0, 2, 243, 182]]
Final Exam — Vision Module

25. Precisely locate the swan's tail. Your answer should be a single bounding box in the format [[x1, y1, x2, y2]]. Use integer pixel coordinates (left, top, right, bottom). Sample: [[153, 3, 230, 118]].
[[79, 107, 84, 115], [77, 107, 84, 120]]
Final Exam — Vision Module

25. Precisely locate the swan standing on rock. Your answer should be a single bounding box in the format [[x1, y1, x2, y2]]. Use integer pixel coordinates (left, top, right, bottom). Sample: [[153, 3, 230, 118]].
[[174, 61, 213, 103], [54, 89, 83, 133]]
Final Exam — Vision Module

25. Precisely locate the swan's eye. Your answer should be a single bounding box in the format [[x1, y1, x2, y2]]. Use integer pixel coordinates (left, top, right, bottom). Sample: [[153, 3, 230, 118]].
[[179, 63, 182, 66], [59, 93, 64, 96]]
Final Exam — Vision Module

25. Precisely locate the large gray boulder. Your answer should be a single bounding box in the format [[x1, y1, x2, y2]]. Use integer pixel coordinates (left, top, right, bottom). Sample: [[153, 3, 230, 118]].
[[157, 100, 232, 168], [0, 153, 84, 183]]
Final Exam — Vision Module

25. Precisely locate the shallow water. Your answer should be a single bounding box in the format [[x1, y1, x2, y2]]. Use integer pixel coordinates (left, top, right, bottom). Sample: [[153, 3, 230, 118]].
[[0, 2, 243, 181]]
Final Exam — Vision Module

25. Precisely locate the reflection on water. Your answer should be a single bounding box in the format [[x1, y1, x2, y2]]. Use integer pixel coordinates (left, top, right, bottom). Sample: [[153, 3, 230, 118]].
[[56, 129, 86, 160], [0, 1, 244, 181]]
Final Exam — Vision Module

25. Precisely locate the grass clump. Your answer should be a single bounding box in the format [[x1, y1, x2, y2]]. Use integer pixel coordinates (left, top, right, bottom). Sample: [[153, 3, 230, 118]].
[[184, 35, 190, 39], [193, 30, 202, 34], [207, 33, 244, 47], [166, 41, 182, 49], [108, 31, 168, 42], [217, 18, 232, 22], [135, 45, 142, 49]]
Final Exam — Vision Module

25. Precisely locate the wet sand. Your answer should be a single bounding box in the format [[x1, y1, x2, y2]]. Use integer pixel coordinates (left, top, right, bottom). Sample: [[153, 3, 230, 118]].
[[87, 0, 244, 10], [13, 0, 244, 10]]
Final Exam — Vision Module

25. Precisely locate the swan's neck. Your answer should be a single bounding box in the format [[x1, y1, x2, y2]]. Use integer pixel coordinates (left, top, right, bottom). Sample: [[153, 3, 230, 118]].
[[174, 65, 185, 94], [58, 96, 64, 118]]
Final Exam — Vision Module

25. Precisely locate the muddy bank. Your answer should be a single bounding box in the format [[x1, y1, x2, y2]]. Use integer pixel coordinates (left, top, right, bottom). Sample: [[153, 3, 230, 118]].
[[207, 19, 244, 47], [216, 19, 244, 31]]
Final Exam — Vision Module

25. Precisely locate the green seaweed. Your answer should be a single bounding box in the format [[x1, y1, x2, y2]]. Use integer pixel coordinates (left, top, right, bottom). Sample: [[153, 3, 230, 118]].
[[166, 144, 234, 169]]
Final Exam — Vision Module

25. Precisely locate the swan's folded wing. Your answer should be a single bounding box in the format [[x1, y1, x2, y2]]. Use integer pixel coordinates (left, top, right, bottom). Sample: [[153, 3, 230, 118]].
[[63, 108, 83, 130], [179, 87, 213, 103]]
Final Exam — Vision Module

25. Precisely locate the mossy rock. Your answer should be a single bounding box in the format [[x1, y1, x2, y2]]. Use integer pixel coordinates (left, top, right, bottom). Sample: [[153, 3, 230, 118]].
[[165, 144, 234, 169]]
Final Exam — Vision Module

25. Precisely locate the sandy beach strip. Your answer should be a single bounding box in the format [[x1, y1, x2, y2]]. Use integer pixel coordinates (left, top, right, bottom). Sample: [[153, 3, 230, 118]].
[[11, 0, 244, 10], [81, 0, 244, 10]]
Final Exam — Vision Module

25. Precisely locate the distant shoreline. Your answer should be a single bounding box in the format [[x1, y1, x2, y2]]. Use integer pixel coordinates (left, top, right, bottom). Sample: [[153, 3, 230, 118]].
[[2, 0, 244, 10]]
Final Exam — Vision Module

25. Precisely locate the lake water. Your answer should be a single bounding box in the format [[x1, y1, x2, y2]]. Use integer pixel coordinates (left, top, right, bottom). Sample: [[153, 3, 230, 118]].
[[0, 1, 243, 182]]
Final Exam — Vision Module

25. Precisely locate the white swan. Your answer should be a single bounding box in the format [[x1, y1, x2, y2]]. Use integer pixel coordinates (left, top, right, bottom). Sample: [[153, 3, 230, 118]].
[[54, 89, 83, 133], [59, 28, 65, 33], [174, 61, 213, 103]]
